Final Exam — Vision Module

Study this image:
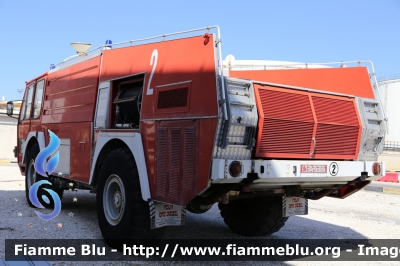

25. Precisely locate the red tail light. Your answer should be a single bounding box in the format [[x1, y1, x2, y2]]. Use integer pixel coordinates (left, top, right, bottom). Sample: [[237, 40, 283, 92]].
[[372, 162, 381, 176], [229, 161, 243, 177]]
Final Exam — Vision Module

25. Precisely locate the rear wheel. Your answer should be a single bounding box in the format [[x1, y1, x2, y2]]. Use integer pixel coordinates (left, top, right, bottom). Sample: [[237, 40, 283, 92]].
[[218, 196, 288, 236], [96, 148, 164, 248], [25, 143, 63, 208]]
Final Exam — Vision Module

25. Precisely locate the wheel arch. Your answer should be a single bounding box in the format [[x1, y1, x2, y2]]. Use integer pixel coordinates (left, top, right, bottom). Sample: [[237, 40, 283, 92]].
[[22, 132, 45, 165], [90, 132, 151, 201]]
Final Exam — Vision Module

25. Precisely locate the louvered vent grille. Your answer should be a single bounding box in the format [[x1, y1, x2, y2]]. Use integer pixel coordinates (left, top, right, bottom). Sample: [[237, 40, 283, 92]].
[[154, 122, 197, 205], [255, 85, 361, 159], [312, 97, 359, 125], [312, 97, 360, 157], [314, 124, 359, 155], [257, 89, 314, 156], [183, 127, 196, 190], [155, 128, 168, 197], [169, 128, 181, 201], [157, 87, 188, 109]]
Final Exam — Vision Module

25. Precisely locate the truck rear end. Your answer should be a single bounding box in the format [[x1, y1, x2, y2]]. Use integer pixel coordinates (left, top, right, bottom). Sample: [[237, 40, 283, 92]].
[[189, 58, 386, 236]]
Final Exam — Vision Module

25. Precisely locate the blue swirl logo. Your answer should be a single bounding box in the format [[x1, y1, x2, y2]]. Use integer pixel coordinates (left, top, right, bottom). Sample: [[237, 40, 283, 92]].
[[34, 130, 60, 177], [30, 130, 62, 220], [29, 180, 62, 220]]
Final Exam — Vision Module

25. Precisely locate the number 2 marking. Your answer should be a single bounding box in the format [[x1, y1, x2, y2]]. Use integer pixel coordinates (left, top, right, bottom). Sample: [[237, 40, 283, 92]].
[[146, 49, 158, 95], [329, 162, 338, 176]]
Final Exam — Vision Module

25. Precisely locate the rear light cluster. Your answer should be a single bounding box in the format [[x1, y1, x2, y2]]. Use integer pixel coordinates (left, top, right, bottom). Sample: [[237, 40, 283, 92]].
[[372, 162, 381, 176], [229, 161, 243, 177]]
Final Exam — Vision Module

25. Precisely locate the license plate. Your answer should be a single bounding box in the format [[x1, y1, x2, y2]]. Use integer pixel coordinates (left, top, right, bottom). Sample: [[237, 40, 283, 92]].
[[150, 201, 186, 229], [300, 164, 327, 173], [283, 196, 308, 217]]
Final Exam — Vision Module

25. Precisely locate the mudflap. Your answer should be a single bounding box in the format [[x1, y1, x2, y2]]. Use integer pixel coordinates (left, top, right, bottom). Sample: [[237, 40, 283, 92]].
[[149, 200, 186, 229], [282, 196, 309, 217]]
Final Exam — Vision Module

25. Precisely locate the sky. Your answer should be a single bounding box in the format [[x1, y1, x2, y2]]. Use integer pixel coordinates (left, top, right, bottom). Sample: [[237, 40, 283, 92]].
[[0, 0, 399, 101]]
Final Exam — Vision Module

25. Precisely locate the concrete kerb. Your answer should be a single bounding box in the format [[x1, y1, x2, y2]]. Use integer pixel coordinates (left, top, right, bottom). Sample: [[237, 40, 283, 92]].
[[0, 160, 11, 164], [364, 181, 400, 195]]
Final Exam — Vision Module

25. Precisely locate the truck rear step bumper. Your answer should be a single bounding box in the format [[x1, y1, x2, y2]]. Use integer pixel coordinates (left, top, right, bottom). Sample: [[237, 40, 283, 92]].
[[211, 159, 385, 184]]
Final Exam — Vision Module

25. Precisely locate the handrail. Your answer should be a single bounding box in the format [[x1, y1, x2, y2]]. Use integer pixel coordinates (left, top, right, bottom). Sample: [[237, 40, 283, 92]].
[[378, 74, 400, 82], [54, 25, 228, 120], [57, 26, 220, 66]]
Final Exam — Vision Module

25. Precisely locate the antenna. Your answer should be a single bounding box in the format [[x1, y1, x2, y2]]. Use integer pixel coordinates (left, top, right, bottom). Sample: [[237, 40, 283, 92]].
[[70, 42, 92, 56]]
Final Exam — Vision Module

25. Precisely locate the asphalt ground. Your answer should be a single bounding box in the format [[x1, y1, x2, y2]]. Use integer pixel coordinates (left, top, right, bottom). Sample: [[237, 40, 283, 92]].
[[1, 164, 400, 266]]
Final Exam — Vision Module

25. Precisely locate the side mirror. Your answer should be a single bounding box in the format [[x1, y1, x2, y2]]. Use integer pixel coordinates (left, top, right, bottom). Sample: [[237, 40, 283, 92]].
[[6, 101, 13, 116]]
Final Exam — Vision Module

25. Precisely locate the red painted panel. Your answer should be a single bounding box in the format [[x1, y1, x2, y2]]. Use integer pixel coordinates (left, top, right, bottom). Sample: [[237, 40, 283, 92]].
[[100, 35, 218, 120], [230, 67, 375, 99], [41, 122, 92, 183], [42, 56, 101, 124]]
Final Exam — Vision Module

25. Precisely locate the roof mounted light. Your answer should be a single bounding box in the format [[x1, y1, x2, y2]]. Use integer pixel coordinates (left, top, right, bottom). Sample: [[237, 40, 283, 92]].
[[50, 64, 55, 70], [70, 42, 92, 56], [105, 40, 112, 50]]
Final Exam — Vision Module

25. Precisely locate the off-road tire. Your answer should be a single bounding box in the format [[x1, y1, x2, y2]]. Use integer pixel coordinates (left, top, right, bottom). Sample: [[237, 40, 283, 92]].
[[186, 201, 212, 214], [218, 196, 288, 236], [96, 148, 164, 249], [25, 143, 64, 208]]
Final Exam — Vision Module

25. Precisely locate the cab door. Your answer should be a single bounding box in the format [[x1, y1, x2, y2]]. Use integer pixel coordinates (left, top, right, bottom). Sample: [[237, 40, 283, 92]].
[[18, 82, 35, 166], [29, 79, 45, 132]]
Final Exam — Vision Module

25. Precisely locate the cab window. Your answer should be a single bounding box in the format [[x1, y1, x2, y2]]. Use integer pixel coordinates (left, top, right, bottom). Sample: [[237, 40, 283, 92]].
[[33, 80, 45, 119], [20, 83, 34, 121]]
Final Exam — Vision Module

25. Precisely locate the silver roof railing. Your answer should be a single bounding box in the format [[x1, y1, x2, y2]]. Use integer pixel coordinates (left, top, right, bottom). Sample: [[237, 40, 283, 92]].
[[54, 25, 228, 120], [56, 26, 221, 66], [378, 74, 400, 83]]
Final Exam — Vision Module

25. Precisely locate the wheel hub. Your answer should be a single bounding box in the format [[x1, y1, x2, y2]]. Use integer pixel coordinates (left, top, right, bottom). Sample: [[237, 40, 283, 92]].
[[103, 175, 126, 226], [113, 191, 122, 208]]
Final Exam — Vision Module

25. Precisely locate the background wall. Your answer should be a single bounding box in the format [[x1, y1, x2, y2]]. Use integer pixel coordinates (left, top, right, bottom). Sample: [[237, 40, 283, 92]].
[[0, 101, 18, 162]]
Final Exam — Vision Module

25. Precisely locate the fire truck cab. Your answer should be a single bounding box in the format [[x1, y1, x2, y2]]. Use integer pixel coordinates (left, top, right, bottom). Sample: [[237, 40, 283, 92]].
[[8, 26, 386, 245]]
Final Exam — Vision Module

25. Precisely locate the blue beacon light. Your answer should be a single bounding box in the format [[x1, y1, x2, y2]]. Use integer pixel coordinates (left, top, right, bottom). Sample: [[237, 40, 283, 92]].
[[105, 40, 112, 49]]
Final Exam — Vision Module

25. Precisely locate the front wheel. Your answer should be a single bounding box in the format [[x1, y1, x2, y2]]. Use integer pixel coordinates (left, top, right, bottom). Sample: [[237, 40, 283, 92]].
[[218, 196, 288, 236], [96, 148, 164, 248]]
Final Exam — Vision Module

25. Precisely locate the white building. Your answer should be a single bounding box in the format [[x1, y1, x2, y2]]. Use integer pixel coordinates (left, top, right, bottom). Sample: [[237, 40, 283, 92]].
[[378, 75, 400, 171], [0, 101, 19, 161]]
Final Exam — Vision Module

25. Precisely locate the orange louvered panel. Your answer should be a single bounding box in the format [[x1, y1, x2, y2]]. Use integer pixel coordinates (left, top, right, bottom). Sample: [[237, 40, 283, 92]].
[[314, 124, 359, 156], [311, 96, 359, 125], [255, 86, 315, 158], [311, 96, 360, 159], [254, 84, 361, 159]]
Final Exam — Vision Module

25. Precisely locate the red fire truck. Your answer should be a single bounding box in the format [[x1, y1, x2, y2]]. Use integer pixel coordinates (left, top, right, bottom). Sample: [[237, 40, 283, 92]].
[[7, 26, 386, 243]]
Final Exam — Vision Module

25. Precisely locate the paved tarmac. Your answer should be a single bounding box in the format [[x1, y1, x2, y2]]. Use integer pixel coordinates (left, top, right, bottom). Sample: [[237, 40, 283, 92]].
[[1, 164, 400, 266]]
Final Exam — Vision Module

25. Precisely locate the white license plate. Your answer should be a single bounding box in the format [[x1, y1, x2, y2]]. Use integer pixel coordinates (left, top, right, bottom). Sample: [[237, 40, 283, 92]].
[[150, 201, 186, 229], [282, 196, 308, 217], [300, 164, 327, 173]]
